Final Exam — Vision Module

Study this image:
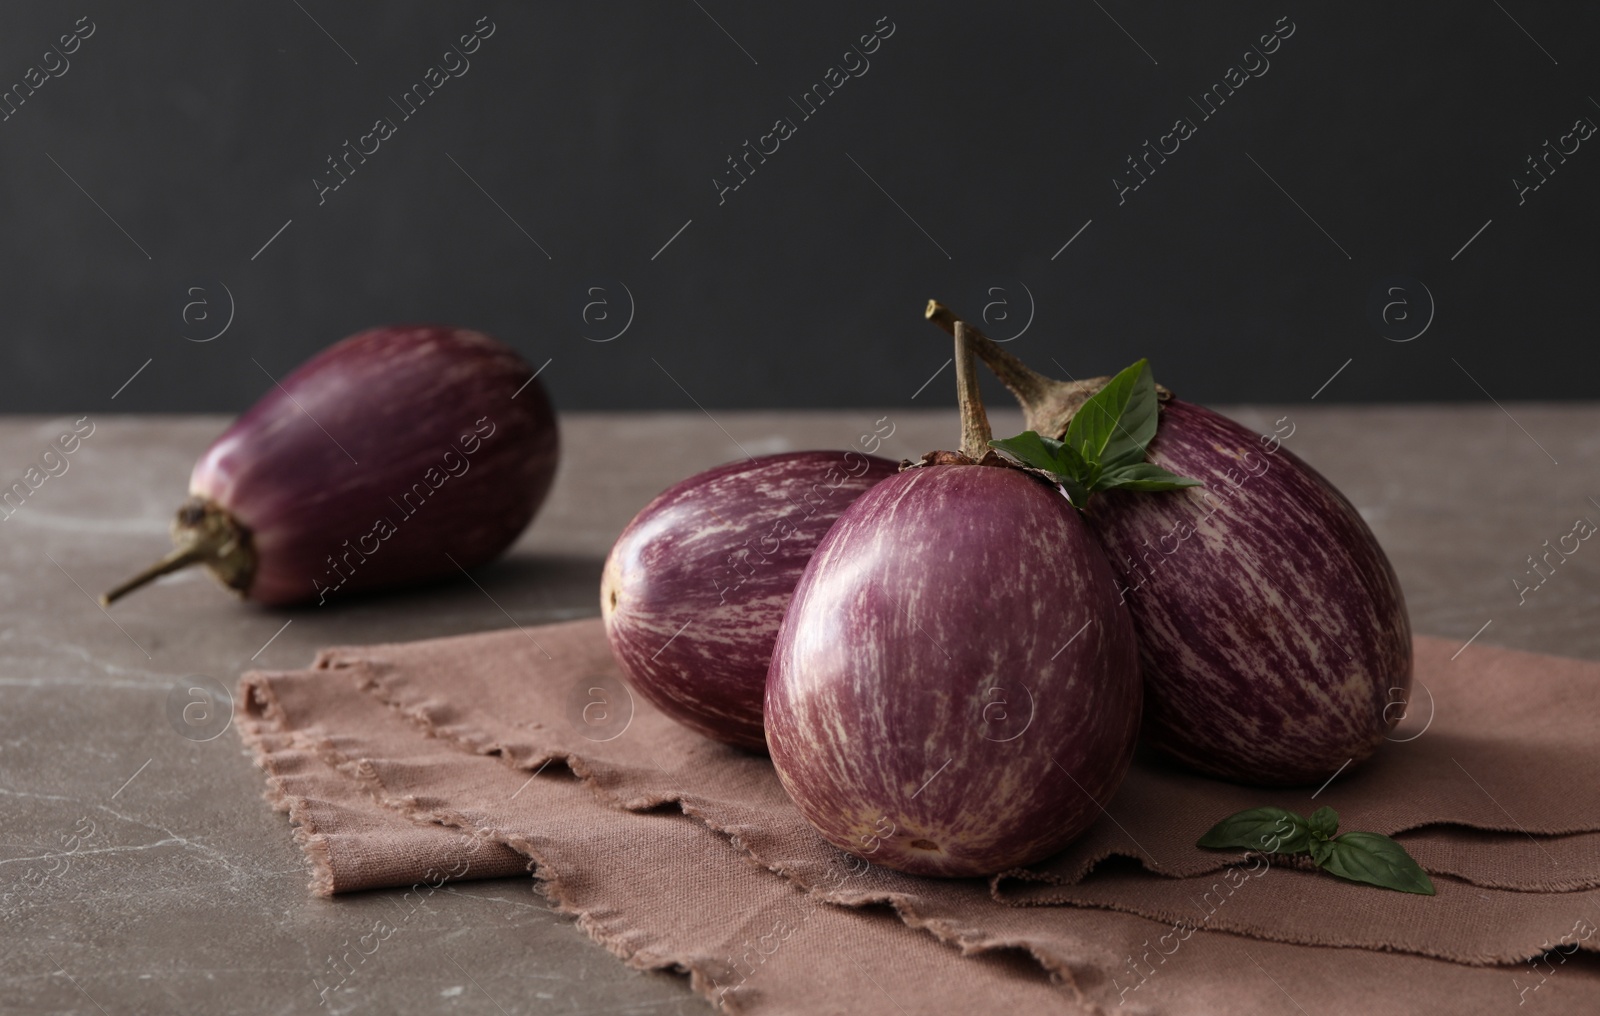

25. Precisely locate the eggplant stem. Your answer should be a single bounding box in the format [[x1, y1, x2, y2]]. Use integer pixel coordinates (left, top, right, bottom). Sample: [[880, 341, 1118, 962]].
[[927, 300, 1055, 412], [953, 321, 993, 461], [100, 543, 220, 606], [926, 299, 1170, 440], [100, 496, 255, 606]]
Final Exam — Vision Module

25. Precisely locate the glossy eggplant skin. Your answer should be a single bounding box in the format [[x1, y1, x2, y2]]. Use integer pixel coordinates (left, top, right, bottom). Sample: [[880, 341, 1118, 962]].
[[1087, 399, 1411, 786], [765, 464, 1142, 878], [191, 326, 557, 605], [602, 451, 897, 751]]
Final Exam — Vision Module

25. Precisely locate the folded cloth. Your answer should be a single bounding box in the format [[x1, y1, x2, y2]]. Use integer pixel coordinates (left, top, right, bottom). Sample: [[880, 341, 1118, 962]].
[[239, 619, 1600, 1013], [241, 657, 1077, 1014]]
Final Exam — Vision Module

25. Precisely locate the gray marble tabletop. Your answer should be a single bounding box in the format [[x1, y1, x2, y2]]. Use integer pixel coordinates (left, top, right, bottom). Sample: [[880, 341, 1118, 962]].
[[1, 406, 1595, 1014]]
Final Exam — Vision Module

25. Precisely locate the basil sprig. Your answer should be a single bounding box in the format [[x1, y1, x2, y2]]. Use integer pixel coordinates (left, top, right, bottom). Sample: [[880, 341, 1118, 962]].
[[1198, 805, 1436, 895], [988, 359, 1201, 507]]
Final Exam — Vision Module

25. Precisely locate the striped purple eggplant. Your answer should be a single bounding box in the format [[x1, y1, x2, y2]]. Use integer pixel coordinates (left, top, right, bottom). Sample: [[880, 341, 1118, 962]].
[[1089, 400, 1411, 784], [764, 326, 1143, 877], [927, 302, 1411, 786], [601, 451, 898, 751], [103, 325, 557, 607]]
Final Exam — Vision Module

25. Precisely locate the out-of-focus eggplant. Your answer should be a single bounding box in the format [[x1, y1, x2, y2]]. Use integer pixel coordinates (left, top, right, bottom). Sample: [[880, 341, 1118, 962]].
[[103, 325, 558, 607]]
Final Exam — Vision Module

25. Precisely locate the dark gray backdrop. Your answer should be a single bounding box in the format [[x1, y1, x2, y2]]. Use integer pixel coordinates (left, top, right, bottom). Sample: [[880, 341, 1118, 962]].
[[2, 1, 1596, 414]]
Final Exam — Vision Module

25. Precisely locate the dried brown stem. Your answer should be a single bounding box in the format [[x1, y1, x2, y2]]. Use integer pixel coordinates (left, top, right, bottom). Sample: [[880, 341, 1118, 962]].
[[926, 300, 1058, 413], [101, 496, 255, 605], [953, 322, 992, 461], [925, 299, 1169, 439]]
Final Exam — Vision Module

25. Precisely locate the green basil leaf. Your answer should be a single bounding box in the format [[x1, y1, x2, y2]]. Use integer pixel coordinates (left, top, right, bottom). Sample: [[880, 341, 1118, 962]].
[[1267, 817, 1313, 854], [1309, 836, 1336, 866], [1056, 474, 1093, 510], [1318, 832, 1436, 895], [1095, 462, 1205, 493], [991, 431, 1100, 508], [1308, 806, 1339, 839], [1100, 360, 1160, 469], [1064, 360, 1147, 466], [996, 361, 1197, 509], [1054, 439, 1093, 479], [1197, 807, 1311, 854], [988, 431, 1067, 473]]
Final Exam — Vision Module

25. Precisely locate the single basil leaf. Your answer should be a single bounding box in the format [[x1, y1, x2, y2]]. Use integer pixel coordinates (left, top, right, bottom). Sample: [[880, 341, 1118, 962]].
[[1095, 462, 1205, 492], [1319, 832, 1436, 895], [1308, 806, 1339, 839], [1197, 807, 1311, 854], [1269, 817, 1313, 854], [988, 431, 1067, 473], [1100, 360, 1160, 469], [1064, 360, 1147, 466]]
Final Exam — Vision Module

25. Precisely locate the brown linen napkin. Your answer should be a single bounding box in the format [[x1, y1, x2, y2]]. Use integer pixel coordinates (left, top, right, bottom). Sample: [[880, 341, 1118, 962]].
[[312, 621, 1600, 961], [239, 620, 1600, 1012], [240, 660, 1079, 1014]]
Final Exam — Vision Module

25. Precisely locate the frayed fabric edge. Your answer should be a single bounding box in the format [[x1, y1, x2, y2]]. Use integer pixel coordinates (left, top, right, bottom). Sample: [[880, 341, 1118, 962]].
[[236, 673, 338, 898]]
